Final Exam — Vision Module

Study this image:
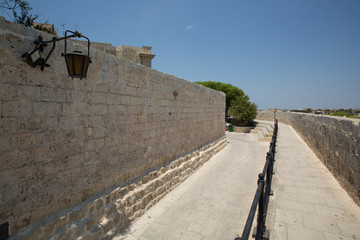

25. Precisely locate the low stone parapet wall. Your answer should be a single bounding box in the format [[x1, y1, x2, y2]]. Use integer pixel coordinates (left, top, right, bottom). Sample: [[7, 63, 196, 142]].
[[232, 126, 253, 133], [257, 111, 360, 205]]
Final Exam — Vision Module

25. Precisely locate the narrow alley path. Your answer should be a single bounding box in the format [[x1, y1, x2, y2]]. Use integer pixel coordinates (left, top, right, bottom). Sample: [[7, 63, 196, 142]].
[[115, 122, 360, 240], [114, 132, 269, 240], [268, 123, 360, 240]]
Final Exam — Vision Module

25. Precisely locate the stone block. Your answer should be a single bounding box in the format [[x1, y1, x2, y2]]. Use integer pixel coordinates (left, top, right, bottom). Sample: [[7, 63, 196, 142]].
[[85, 217, 96, 232], [40, 87, 66, 102], [108, 84, 126, 95], [125, 86, 138, 96], [86, 104, 107, 116], [1, 148, 34, 169], [105, 93, 121, 105], [66, 90, 85, 102], [127, 105, 144, 115], [84, 92, 106, 104], [33, 101, 61, 117], [0, 64, 27, 87], [107, 104, 126, 115], [95, 198, 105, 211], [2, 100, 32, 117], [103, 205, 116, 218], [92, 126, 106, 138]]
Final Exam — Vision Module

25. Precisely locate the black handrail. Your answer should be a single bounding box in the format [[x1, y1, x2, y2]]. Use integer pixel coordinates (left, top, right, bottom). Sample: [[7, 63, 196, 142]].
[[235, 119, 278, 240]]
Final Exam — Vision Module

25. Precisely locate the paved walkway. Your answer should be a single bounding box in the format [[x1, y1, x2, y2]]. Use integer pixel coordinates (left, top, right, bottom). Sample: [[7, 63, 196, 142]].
[[268, 123, 360, 240], [115, 132, 269, 240], [114, 123, 360, 240]]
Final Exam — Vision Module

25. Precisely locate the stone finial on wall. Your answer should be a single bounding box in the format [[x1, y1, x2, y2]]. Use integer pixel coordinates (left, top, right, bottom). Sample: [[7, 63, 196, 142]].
[[116, 45, 156, 68], [139, 53, 155, 68]]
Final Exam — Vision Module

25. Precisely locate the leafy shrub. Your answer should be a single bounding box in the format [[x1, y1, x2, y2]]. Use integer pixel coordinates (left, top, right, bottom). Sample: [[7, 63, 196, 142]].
[[228, 98, 258, 123], [330, 111, 352, 117], [196, 81, 257, 123]]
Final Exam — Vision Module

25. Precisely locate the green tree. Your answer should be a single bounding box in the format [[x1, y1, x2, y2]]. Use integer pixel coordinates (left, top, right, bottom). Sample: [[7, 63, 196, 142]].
[[196, 81, 247, 113], [228, 98, 257, 123], [196, 81, 257, 123], [1, 0, 38, 26], [330, 111, 352, 117]]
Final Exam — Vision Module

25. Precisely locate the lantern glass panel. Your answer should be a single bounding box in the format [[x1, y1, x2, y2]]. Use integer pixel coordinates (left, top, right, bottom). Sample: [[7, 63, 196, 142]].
[[65, 53, 91, 78], [30, 50, 41, 64], [74, 54, 83, 75], [65, 54, 74, 76]]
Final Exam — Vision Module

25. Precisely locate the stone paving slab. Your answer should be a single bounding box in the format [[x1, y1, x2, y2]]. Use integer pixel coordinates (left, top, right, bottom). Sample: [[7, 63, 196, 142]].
[[114, 122, 360, 240], [268, 123, 360, 240], [114, 132, 269, 240]]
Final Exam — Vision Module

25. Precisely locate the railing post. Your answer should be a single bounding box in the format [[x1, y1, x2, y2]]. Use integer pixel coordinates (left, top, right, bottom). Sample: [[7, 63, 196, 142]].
[[255, 173, 270, 240], [255, 173, 265, 239], [266, 152, 274, 194]]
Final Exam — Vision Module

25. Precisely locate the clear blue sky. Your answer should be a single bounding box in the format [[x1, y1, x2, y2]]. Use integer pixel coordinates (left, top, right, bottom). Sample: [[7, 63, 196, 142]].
[[5, 0, 360, 110]]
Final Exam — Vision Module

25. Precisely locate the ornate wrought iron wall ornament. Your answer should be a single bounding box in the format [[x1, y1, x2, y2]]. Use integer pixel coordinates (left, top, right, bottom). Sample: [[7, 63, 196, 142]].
[[21, 30, 91, 79]]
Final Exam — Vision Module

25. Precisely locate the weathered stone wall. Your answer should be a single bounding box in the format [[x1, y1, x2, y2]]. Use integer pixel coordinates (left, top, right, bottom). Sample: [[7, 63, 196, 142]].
[[74, 40, 155, 67], [257, 111, 360, 205], [17, 137, 227, 240], [0, 17, 225, 239], [116, 45, 154, 66]]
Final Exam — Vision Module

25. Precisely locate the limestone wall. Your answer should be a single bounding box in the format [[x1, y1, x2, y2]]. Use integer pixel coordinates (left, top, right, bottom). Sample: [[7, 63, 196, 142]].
[[257, 111, 360, 205], [116, 46, 154, 67], [74, 40, 155, 67], [0, 17, 225, 239]]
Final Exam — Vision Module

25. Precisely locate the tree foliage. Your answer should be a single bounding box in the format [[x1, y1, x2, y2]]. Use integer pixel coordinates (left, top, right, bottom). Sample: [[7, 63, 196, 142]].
[[330, 111, 352, 117], [196, 81, 246, 112], [228, 97, 257, 123], [196, 81, 257, 123], [0, 0, 38, 26]]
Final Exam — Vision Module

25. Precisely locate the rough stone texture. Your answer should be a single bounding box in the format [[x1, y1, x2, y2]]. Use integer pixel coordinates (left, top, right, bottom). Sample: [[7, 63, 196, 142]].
[[74, 40, 155, 68], [17, 136, 227, 240], [116, 46, 155, 68], [0, 17, 225, 239], [257, 111, 360, 206]]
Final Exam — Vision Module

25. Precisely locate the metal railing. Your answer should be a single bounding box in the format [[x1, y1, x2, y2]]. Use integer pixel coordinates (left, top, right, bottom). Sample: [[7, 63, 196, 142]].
[[235, 119, 278, 240]]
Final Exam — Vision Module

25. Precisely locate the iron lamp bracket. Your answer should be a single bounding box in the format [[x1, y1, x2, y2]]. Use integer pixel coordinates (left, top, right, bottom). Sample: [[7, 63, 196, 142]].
[[21, 30, 90, 74]]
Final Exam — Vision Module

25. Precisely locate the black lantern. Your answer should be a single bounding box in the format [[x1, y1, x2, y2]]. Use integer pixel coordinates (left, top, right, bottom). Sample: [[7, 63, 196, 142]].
[[22, 30, 91, 79], [63, 30, 91, 79]]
